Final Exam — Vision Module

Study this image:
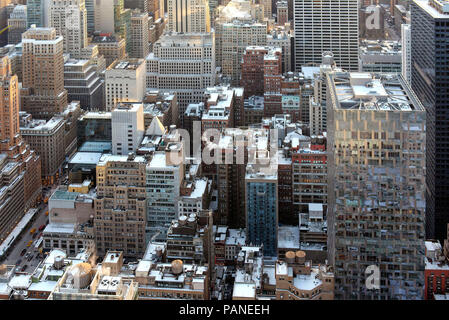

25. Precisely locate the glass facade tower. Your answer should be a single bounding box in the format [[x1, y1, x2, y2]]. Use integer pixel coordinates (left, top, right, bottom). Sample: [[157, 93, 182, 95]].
[[327, 72, 426, 300]]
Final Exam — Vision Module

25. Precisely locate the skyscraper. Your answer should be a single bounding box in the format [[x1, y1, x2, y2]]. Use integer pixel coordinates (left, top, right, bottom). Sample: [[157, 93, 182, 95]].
[[21, 27, 68, 119], [401, 23, 411, 84], [7, 5, 27, 45], [85, 0, 95, 33], [327, 72, 426, 299], [293, 0, 359, 71], [167, 0, 211, 33], [130, 10, 149, 59], [94, 0, 132, 53], [111, 103, 145, 155], [411, 0, 449, 241], [94, 154, 147, 258], [49, 0, 88, 54], [215, 0, 267, 85], [146, 147, 184, 242], [146, 33, 216, 126], [27, 0, 51, 28], [0, 56, 42, 239], [27, 0, 44, 28], [245, 163, 278, 257], [105, 59, 146, 110]]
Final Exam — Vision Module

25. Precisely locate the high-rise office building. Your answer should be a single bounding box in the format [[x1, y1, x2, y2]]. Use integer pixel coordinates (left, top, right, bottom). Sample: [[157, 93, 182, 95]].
[[124, 0, 148, 11], [263, 47, 283, 118], [167, 0, 211, 33], [26, 0, 49, 28], [411, 0, 449, 241], [21, 27, 68, 119], [358, 40, 402, 73], [267, 29, 292, 73], [401, 23, 411, 84], [85, 0, 95, 33], [130, 10, 150, 59], [309, 52, 340, 136], [276, 0, 288, 25], [49, 0, 88, 55], [146, 146, 184, 242], [105, 59, 146, 111], [0, 0, 12, 46], [216, 19, 267, 85], [94, 154, 147, 258], [95, 0, 132, 53], [293, 0, 359, 71], [241, 46, 270, 97], [327, 71, 426, 299], [245, 163, 278, 257], [20, 115, 66, 178], [7, 5, 27, 45], [91, 34, 127, 68], [0, 56, 42, 239], [64, 58, 104, 110], [215, 0, 267, 85], [261, 0, 272, 19], [146, 32, 216, 126], [111, 103, 145, 155]]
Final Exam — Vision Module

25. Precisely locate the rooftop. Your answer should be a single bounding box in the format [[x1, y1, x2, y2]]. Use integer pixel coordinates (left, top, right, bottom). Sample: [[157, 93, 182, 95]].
[[293, 269, 322, 291], [20, 117, 65, 132], [108, 59, 144, 71], [278, 226, 300, 249], [69, 152, 103, 165], [233, 282, 256, 298], [98, 154, 147, 166], [414, 0, 449, 18], [328, 72, 425, 112]]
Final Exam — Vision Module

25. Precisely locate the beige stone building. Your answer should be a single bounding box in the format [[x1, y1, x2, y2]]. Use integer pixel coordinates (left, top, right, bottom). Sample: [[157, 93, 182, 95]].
[[49, 0, 88, 55], [0, 56, 41, 215], [94, 154, 147, 258], [135, 260, 210, 300], [130, 10, 149, 59], [50, 250, 139, 300], [105, 59, 146, 111], [21, 27, 68, 120], [91, 35, 127, 68], [20, 114, 66, 179], [43, 187, 95, 255]]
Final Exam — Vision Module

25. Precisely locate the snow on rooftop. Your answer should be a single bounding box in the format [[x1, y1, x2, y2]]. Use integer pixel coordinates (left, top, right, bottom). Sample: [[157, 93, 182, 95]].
[[276, 261, 288, 276], [43, 249, 67, 265], [278, 226, 300, 249], [28, 281, 58, 292], [233, 282, 256, 298], [293, 270, 322, 291], [9, 274, 32, 289], [44, 223, 76, 234], [69, 152, 103, 165], [149, 152, 167, 168]]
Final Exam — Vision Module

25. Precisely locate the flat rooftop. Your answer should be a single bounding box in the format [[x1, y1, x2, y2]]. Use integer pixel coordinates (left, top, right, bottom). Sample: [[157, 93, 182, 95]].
[[50, 189, 79, 201], [109, 59, 144, 71], [69, 152, 103, 165], [328, 72, 424, 112], [98, 154, 147, 165], [414, 0, 449, 18], [278, 226, 300, 249], [20, 117, 65, 132]]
